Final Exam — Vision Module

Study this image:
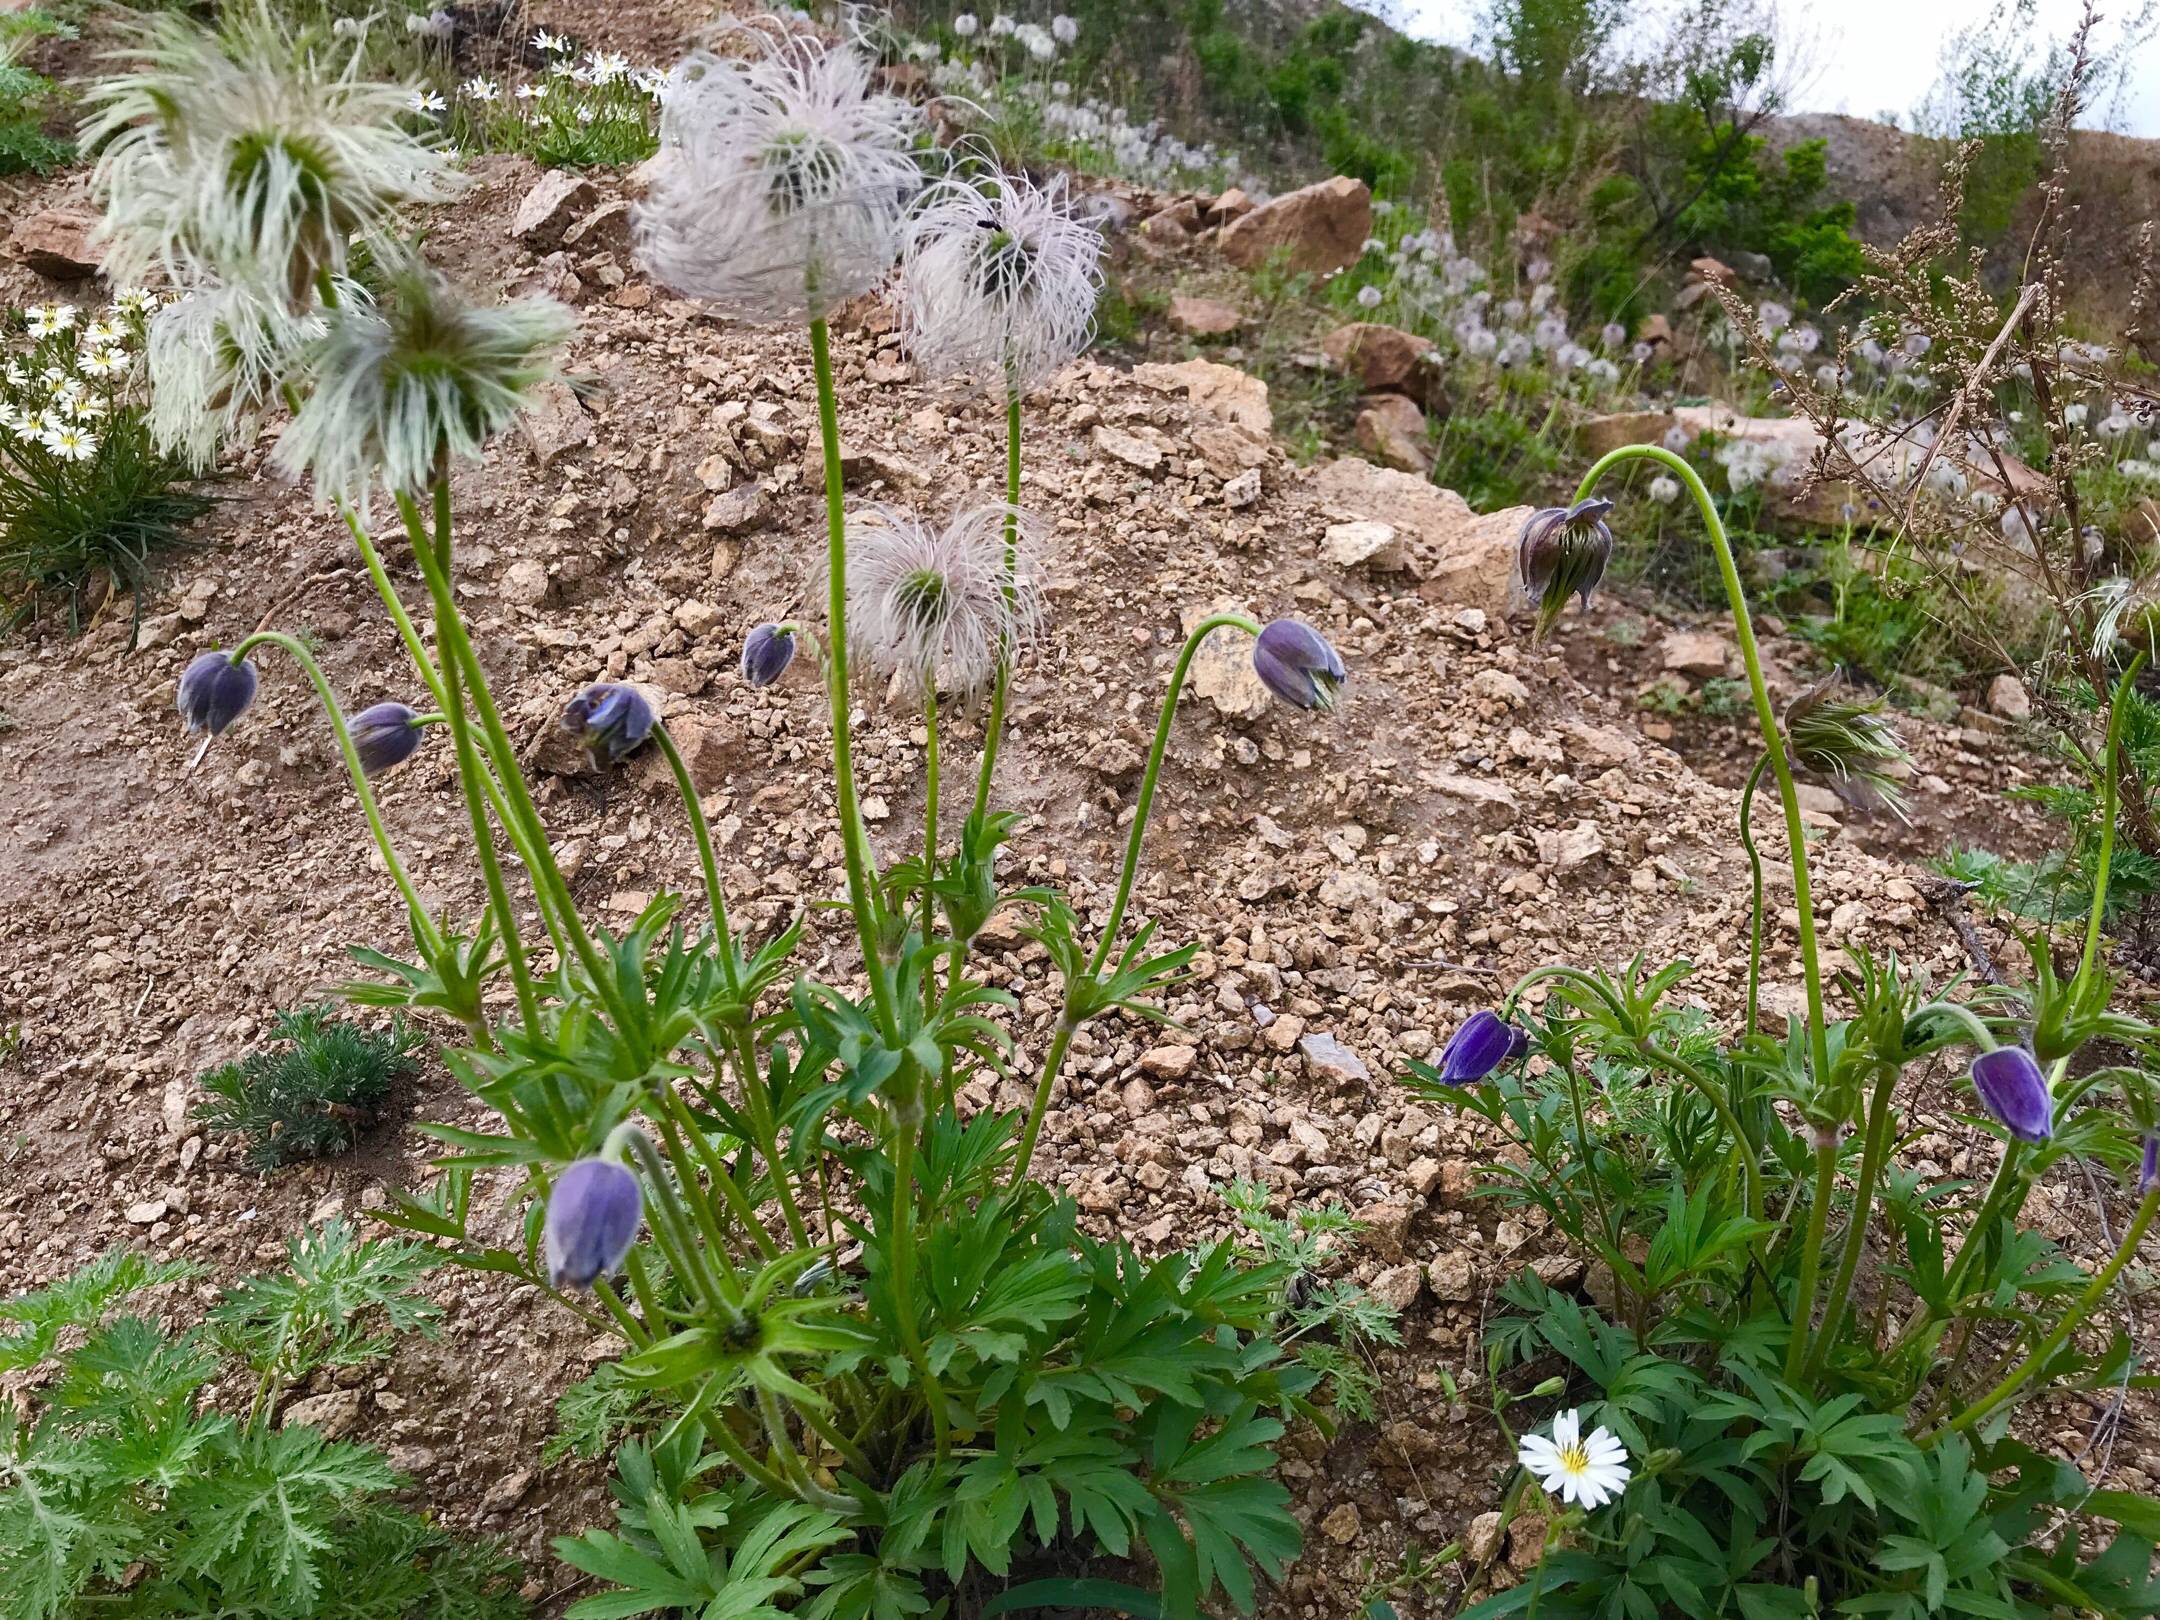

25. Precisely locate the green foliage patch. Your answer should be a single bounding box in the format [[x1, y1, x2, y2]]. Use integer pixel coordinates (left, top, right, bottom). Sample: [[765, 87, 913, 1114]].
[[196, 1005, 423, 1172]]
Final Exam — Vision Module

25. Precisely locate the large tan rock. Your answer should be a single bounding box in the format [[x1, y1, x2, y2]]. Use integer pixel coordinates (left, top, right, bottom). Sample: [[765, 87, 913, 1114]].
[[513, 171, 598, 251], [1312, 457, 1527, 616], [1131, 358, 1271, 435], [1354, 394, 1430, 475], [1167, 295, 1243, 336], [12, 208, 101, 280], [1182, 601, 1271, 721], [1322, 322, 1437, 396], [1576, 410, 1674, 461], [1218, 176, 1372, 275]]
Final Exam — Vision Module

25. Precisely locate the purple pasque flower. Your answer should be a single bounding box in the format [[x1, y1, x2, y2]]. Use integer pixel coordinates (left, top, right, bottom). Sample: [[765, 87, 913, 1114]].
[[1435, 1008, 1527, 1085], [563, 681, 656, 763], [1517, 497, 1614, 640], [176, 651, 259, 736], [2140, 1134, 2159, 1195], [1252, 619, 1346, 712], [544, 1157, 643, 1290], [741, 622, 796, 688], [350, 702, 428, 775], [1969, 1046, 2052, 1144]]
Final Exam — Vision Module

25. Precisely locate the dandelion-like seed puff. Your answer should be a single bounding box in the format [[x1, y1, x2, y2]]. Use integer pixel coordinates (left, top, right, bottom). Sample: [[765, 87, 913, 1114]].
[[83, 0, 467, 301], [844, 503, 1042, 704], [273, 266, 573, 507], [145, 278, 328, 467], [901, 168, 1103, 397], [634, 18, 925, 322]]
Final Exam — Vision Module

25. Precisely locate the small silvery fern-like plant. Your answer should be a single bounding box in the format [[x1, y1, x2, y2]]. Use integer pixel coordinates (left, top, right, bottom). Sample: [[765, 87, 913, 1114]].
[[147, 18, 1362, 1619]]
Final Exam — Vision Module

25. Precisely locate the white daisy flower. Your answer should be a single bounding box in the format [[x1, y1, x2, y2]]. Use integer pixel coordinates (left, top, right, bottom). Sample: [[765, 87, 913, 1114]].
[[408, 89, 446, 113], [12, 413, 45, 443], [80, 320, 123, 348], [635, 21, 926, 323], [533, 28, 567, 53], [2, 360, 21, 386], [1518, 1410, 1630, 1510], [40, 366, 72, 393], [465, 77, 501, 102], [41, 423, 99, 461], [114, 287, 159, 314], [587, 51, 630, 83], [25, 305, 70, 338], [516, 82, 543, 99]]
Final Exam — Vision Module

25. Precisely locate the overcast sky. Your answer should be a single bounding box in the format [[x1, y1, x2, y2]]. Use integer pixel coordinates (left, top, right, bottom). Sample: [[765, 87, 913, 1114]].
[[1381, 0, 2160, 137]]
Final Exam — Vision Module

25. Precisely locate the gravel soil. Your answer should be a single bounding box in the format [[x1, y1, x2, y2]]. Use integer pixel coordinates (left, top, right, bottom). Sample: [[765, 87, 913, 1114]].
[[1, 11, 2154, 1614]]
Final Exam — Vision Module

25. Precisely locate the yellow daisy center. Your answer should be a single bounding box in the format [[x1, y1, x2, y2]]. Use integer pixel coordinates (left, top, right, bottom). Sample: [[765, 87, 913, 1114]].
[[1556, 1441, 1590, 1474]]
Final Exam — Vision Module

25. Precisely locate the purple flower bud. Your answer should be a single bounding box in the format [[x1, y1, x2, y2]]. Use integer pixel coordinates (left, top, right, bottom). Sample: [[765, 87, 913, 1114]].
[[2140, 1134, 2158, 1195], [544, 1157, 642, 1290], [1969, 1046, 2052, 1143], [1435, 1009, 1525, 1085], [1252, 619, 1346, 712], [563, 682, 655, 763], [741, 622, 796, 688], [1517, 497, 1615, 641], [350, 702, 428, 775], [176, 651, 259, 736]]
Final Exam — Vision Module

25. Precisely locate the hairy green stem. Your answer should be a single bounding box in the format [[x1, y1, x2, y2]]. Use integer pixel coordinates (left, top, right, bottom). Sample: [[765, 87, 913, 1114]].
[[1939, 1187, 2160, 1440], [225, 630, 436, 950], [971, 390, 1026, 823], [1010, 1020, 1076, 1190], [651, 723, 740, 998], [1806, 1062, 1901, 1382], [1577, 447, 1829, 1087], [922, 687, 940, 933], [808, 317, 895, 1039], [1785, 1137, 1841, 1382], [1640, 1041, 1762, 1222], [1738, 755, 1770, 1034], [2078, 653, 2147, 995]]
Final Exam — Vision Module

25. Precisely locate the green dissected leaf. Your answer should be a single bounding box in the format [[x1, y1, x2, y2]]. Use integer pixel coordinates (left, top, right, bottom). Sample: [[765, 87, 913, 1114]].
[[209, 1217, 439, 1385], [0, 1248, 201, 1373]]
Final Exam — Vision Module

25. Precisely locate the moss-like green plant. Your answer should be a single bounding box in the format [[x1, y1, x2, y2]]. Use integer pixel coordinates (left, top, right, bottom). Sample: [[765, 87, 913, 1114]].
[[195, 1005, 422, 1171]]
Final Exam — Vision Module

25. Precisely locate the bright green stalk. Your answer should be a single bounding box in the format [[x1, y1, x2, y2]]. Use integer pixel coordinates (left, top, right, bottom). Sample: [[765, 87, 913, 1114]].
[[1009, 1019, 1077, 1191], [1738, 755, 1770, 1034], [1785, 1136, 1841, 1382], [808, 316, 895, 1040], [651, 723, 740, 998], [225, 630, 437, 952], [1089, 611, 1260, 976], [971, 389, 1025, 823], [1639, 1041, 1762, 1222], [1806, 1061, 1901, 1382], [1576, 447, 1829, 1088], [1939, 1186, 2160, 1441], [623, 1126, 738, 1316], [922, 687, 940, 930]]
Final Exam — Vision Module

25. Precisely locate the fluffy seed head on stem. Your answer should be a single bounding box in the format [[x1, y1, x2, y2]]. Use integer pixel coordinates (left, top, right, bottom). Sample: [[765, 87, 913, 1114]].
[[1252, 619, 1346, 712], [272, 266, 573, 506], [146, 277, 328, 468], [844, 503, 1041, 705], [84, 1, 466, 300], [1783, 676, 1912, 819], [901, 167, 1102, 397], [634, 20, 925, 322], [1517, 497, 1614, 640], [177, 650, 258, 735]]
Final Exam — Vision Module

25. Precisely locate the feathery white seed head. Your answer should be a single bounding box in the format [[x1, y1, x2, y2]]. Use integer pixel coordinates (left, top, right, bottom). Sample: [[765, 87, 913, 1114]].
[[272, 267, 573, 507], [843, 502, 1042, 704], [145, 278, 329, 468], [84, 2, 467, 301], [901, 168, 1101, 397], [634, 18, 925, 323]]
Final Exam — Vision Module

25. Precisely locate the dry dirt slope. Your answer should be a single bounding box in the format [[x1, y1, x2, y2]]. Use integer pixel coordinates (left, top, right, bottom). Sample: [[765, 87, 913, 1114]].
[[0, 153, 2149, 1620]]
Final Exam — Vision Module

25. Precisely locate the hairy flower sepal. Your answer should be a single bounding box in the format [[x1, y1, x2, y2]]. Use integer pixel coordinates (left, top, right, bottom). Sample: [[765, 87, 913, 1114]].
[[1517, 497, 1614, 640], [617, 1250, 870, 1416]]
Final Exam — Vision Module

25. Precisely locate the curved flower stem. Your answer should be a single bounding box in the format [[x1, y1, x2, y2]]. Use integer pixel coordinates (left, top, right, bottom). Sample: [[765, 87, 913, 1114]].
[[971, 390, 1025, 823], [226, 630, 437, 953], [1010, 1018, 1077, 1190], [1738, 755, 1770, 1034], [624, 1125, 739, 1315], [1502, 963, 1631, 1027], [2078, 653, 2148, 995], [651, 723, 741, 999], [1638, 1040, 1762, 1222], [1577, 446, 1829, 1088], [1805, 1061, 1901, 1383], [884, 1089, 948, 1460], [1088, 612, 1260, 977], [1936, 1186, 2160, 1442], [809, 316, 895, 1041]]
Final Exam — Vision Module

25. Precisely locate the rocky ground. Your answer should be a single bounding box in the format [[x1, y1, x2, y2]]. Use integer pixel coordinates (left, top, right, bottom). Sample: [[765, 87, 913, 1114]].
[[0, 15, 2147, 1618]]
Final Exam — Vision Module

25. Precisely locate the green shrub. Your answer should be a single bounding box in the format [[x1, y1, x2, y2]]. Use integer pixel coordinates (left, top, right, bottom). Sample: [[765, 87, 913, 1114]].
[[0, 10, 72, 178], [0, 1241, 520, 1620], [196, 1006, 423, 1172]]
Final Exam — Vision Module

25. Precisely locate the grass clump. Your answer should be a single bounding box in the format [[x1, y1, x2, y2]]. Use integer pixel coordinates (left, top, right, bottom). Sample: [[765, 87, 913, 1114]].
[[196, 1005, 422, 1172]]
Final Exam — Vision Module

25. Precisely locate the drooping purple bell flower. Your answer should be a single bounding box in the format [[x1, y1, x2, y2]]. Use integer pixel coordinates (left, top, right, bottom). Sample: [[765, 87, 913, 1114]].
[[1252, 619, 1346, 712], [1517, 497, 1615, 640], [544, 1157, 643, 1290], [741, 622, 796, 688], [350, 702, 429, 775], [177, 651, 259, 736], [1435, 1009, 1526, 1086], [563, 682, 655, 763], [1969, 1046, 2052, 1144], [2140, 1134, 2158, 1195]]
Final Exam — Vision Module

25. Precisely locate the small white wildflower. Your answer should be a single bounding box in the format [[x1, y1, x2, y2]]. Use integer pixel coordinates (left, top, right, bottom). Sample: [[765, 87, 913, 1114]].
[[1052, 14, 1078, 43], [465, 77, 501, 102], [1648, 474, 1680, 505], [408, 89, 446, 113], [80, 320, 123, 349], [516, 82, 542, 99], [114, 288, 159, 314], [533, 28, 567, 53], [79, 349, 129, 379], [1518, 1410, 1630, 1510], [41, 423, 99, 461], [25, 304, 74, 339], [70, 391, 108, 420], [953, 13, 979, 37], [1356, 284, 1382, 309]]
